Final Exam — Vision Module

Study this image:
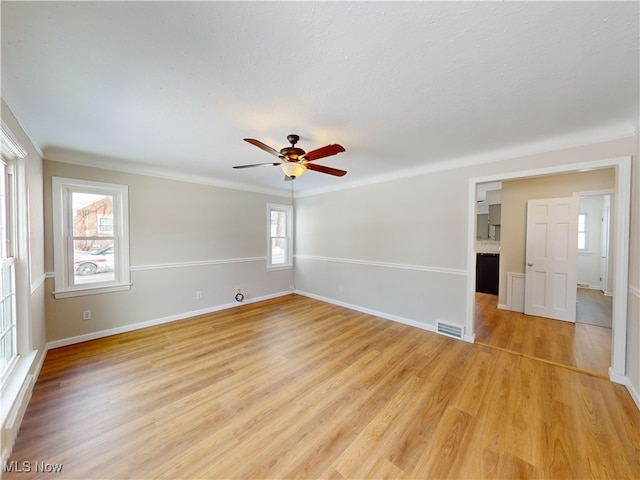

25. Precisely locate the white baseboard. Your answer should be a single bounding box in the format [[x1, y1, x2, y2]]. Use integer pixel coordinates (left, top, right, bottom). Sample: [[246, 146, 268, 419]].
[[609, 368, 640, 412], [629, 384, 640, 412], [295, 290, 473, 343], [46, 290, 292, 350]]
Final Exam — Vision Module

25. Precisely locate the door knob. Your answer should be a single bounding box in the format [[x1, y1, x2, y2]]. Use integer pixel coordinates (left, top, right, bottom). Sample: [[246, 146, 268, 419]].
[[527, 262, 533, 267]]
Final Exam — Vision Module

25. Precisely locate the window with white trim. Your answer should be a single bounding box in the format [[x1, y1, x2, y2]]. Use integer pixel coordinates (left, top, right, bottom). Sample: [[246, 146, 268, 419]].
[[578, 213, 587, 250], [52, 177, 131, 298], [0, 159, 17, 383], [267, 203, 293, 269]]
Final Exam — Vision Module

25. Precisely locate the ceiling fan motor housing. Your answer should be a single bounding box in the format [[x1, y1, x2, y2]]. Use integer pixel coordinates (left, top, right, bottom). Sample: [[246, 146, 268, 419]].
[[281, 134, 304, 160], [280, 146, 306, 160]]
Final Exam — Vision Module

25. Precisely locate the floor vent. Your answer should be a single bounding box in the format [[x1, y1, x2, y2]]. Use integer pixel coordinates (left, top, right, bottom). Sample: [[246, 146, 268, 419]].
[[436, 321, 464, 340]]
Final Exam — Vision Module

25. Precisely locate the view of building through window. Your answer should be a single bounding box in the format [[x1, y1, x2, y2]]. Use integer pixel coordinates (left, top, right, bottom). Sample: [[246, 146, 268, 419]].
[[72, 192, 115, 284]]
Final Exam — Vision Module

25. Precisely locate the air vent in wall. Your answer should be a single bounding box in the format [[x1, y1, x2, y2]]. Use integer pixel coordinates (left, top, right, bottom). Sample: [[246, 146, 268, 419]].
[[436, 321, 464, 340]]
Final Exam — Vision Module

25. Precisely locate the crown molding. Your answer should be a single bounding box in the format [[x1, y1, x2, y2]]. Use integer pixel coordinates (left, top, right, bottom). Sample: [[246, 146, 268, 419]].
[[36, 122, 639, 200], [296, 124, 637, 198], [1, 121, 27, 160], [43, 148, 290, 198]]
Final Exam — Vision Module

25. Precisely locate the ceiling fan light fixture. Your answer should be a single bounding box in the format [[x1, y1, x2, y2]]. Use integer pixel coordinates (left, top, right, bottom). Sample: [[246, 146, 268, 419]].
[[236, 135, 346, 179], [280, 162, 306, 178]]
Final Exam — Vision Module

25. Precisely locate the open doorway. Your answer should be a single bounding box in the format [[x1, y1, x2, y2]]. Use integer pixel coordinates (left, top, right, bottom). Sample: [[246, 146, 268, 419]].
[[466, 157, 631, 383], [576, 191, 614, 329], [473, 188, 613, 377]]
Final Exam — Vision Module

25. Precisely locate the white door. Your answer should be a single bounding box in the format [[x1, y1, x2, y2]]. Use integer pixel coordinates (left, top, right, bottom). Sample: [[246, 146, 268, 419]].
[[524, 197, 579, 322], [599, 195, 611, 294]]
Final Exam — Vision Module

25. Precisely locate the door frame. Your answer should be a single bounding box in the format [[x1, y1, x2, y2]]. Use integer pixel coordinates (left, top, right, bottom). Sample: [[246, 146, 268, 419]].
[[466, 156, 631, 383]]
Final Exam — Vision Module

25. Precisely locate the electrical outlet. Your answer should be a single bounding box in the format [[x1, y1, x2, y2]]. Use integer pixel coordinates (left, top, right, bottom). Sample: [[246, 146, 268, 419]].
[[196, 291, 203, 300], [82, 310, 91, 321]]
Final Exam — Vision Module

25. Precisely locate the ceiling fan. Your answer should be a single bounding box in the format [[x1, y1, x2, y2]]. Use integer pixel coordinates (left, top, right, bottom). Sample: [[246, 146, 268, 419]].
[[233, 134, 346, 180]]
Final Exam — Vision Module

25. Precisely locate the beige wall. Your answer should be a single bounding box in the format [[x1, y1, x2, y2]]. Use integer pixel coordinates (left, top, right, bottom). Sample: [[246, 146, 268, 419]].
[[43, 160, 293, 342], [295, 168, 470, 328], [498, 169, 615, 306]]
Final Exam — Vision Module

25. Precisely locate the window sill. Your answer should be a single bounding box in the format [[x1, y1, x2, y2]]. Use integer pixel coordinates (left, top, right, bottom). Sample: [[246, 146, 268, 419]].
[[53, 283, 132, 299], [267, 265, 293, 272], [1, 350, 37, 428]]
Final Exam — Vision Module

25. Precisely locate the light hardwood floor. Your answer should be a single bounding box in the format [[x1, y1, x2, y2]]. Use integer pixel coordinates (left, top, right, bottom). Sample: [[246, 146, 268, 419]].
[[475, 291, 612, 377], [5, 294, 640, 479], [576, 287, 613, 328]]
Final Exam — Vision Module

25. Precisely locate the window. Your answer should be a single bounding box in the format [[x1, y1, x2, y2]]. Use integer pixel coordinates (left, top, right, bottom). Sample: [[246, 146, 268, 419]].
[[52, 177, 130, 298], [578, 213, 587, 250], [0, 159, 16, 383], [267, 203, 293, 269], [97, 215, 113, 234]]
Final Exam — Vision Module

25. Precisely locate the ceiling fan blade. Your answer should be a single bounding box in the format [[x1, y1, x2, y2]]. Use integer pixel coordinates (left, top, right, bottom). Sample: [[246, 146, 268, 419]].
[[244, 138, 283, 157], [301, 144, 345, 162], [306, 163, 347, 177], [233, 162, 281, 169]]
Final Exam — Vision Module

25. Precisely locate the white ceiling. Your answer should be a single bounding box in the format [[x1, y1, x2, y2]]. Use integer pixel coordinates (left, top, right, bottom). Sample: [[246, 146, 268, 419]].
[[2, 1, 638, 196]]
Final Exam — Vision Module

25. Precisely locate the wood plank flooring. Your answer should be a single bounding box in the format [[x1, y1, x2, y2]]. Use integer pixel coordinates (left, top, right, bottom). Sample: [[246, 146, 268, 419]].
[[475, 292, 612, 377], [576, 287, 613, 328], [5, 294, 639, 479]]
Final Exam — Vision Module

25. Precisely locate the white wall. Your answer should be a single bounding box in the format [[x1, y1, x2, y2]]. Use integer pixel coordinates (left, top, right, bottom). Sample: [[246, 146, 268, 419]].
[[43, 160, 293, 344], [295, 135, 639, 405]]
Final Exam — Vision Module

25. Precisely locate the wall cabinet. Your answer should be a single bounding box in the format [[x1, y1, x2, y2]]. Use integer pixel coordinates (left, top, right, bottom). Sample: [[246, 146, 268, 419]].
[[477, 214, 489, 240], [488, 204, 501, 225]]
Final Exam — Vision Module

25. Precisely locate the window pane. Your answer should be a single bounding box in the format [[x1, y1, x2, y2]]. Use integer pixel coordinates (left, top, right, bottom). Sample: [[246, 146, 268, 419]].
[[73, 193, 114, 237], [271, 211, 287, 237], [97, 215, 113, 233], [73, 240, 115, 283], [0, 261, 16, 377], [578, 232, 586, 250], [267, 204, 292, 269], [271, 238, 286, 265]]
